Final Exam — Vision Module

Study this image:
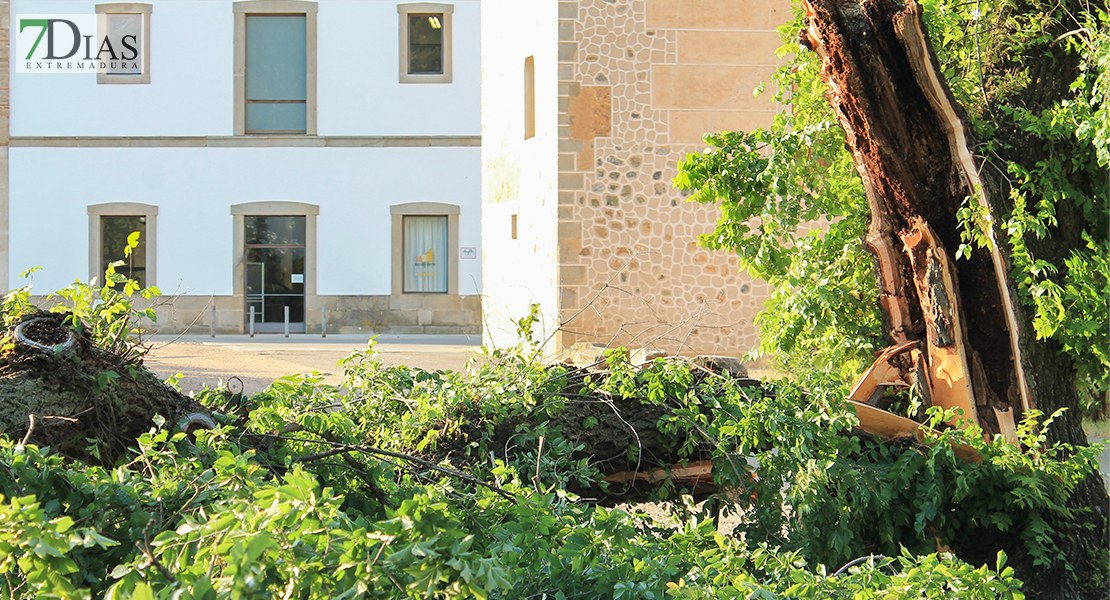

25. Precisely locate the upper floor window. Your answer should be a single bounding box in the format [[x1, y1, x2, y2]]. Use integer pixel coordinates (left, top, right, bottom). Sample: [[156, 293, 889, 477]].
[[247, 15, 306, 132], [233, 1, 318, 135], [398, 3, 453, 83], [96, 3, 152, 84]]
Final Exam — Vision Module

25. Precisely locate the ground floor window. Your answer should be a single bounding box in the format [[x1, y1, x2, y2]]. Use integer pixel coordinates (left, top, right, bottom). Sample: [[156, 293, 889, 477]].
[[101, 215, 148, 287], [403, 215, 448, 293], [88, 202, 158, 289], [390, 202, 460, 296]]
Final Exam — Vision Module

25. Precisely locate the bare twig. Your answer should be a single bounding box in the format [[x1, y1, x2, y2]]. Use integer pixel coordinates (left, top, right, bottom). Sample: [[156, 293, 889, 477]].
[[138, 511, 178, 585], [17, 414, 35, 449], [532, 436, 545, 491]]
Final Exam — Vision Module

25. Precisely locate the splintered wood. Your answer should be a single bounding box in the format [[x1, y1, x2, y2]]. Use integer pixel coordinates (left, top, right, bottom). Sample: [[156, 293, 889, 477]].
[[800, 0, 1034, 442]]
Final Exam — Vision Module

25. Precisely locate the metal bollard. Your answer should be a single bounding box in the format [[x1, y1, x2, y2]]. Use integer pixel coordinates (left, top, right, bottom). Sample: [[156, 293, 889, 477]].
[[210, 305, 216, 338], [284, 306, 290, 338], [321, 306, 327, 338], [249, 306, 255, 338]]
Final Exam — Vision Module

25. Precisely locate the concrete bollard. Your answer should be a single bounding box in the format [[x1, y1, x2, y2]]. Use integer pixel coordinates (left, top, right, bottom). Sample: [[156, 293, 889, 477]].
[[249, 306, 255, 338], [210, 305, 216, 338], [321, 306, 327, 338], [284, 306, 290, 338]]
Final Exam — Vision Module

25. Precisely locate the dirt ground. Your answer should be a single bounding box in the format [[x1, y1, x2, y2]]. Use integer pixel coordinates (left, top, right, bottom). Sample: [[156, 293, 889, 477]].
[[141, 333, 482, 396]]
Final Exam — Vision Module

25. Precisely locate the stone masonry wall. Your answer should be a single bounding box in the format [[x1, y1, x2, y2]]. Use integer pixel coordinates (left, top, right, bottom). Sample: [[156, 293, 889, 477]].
[[555, 0, 790, 355]]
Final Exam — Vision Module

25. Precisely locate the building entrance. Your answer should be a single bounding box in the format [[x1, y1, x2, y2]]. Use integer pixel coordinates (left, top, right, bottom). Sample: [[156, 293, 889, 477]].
[[244, 215, 306, 333]]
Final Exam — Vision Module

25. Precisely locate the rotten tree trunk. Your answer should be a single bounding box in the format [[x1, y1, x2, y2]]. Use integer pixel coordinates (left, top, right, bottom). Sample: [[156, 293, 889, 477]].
[[800, 0, 1027, 437], [799, 0, 1107, 597]]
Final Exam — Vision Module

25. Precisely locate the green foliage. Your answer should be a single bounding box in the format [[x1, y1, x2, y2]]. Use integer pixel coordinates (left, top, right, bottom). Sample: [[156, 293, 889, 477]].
[[675, 0, 1110, 414], [2, 232, 160, 361], [8, 325, 1099, 598], [674, 9, 881, 386]]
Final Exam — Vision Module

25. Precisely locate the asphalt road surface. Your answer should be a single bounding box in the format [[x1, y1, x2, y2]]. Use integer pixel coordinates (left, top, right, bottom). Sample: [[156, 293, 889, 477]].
[[142, 333, 482, 397]]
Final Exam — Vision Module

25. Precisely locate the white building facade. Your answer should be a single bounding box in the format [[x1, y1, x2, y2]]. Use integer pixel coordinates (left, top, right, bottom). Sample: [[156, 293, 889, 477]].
[[6, 0, 482, 334]]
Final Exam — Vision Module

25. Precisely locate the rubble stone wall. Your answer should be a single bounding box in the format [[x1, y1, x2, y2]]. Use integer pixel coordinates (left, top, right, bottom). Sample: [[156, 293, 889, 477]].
[[555, 0, 790, 355]]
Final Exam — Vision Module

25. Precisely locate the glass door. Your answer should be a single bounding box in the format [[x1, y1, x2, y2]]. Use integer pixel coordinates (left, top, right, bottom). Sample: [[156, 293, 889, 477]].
[[244, 216, 306, 333]]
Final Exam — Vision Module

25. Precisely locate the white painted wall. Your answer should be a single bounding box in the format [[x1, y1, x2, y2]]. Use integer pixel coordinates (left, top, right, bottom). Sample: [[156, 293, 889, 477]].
[[9, 146, 482, 295], [318, 1, 481, 136], [480, 0, 559, 350], [10, 0, 481, 137]]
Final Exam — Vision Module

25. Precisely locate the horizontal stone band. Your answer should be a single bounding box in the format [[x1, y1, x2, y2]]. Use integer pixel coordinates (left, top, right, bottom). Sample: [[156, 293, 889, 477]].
[[8, 135, 481, 148]]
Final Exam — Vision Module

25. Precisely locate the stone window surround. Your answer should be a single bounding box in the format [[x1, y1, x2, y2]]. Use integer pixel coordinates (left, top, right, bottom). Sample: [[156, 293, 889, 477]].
[[231, 202, 319, 319], [233, 0, 318, 136], [96, 3, 152, 84], [88, 202, 158, 286], [397, 3, 453, 84], [391, 202, 459, 295]]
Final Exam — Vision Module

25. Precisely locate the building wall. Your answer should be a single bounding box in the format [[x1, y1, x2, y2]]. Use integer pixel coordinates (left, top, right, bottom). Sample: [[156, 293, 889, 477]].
[[11, 0, 481, 137], [480, 0, 561, 350], [7, 0, 484, 335], [551, 0, 789, 355]]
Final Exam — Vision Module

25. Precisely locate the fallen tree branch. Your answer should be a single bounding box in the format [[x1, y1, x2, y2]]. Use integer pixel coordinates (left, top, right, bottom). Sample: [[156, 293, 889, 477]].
[[255, 433, 518, 501]]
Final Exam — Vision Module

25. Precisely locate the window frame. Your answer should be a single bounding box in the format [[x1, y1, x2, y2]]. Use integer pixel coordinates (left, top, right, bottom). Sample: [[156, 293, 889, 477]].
[[231, 201, 319, 303], [96, 3, 152, 85], [397, 3, 453, 84], [391, 202, 459, 295], [88, 202, 158, 287], [233, 1, 318, 136]]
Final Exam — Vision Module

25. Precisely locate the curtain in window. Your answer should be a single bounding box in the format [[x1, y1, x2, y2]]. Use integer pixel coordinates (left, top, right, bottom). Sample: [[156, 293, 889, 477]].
[[404, 216, 448, 293]]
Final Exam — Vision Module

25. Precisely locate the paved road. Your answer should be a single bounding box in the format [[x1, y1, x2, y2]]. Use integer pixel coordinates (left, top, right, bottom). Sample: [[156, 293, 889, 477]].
[[142, 333, 482, 396]]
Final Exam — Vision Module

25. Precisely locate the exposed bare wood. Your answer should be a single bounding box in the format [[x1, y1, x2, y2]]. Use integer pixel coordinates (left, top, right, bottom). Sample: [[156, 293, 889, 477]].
[[848, 339, 918, 403], [900, 220, 979, 430], [603, 460, 715, 486], [891, 4, 1032, 415], [849, 400, 979, 461], [798, 0, 1036, 438], [993, 405, 1019, 446]]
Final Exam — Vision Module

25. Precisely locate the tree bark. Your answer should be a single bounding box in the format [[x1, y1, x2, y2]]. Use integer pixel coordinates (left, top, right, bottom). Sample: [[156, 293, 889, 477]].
[[799, 0, 1108, 596]]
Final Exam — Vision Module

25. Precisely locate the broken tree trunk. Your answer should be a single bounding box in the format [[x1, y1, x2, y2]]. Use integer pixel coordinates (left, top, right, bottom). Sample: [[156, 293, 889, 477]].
[[800, 0, 1027, 436], [799, 0, 1107, 597], [0, 312, 211, 465]]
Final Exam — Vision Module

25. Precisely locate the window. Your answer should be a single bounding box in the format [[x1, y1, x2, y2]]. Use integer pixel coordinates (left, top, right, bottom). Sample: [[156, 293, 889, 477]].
[[403, 216, 448, 293], [524, 56, 535, 139], [96, 3, 152, 84], [88, 203, 158, 288], [101, 216, 148, 286], [398, 3, 453, 83], [233, 1, 318, 136], [391, 202, 460, 295]]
